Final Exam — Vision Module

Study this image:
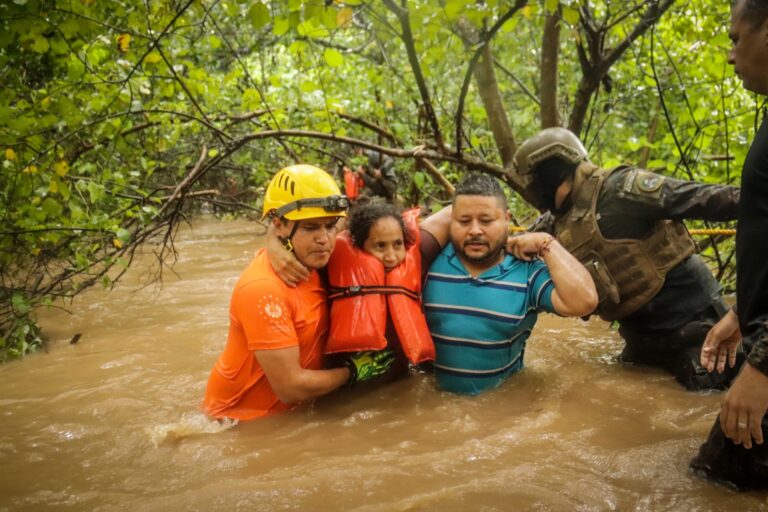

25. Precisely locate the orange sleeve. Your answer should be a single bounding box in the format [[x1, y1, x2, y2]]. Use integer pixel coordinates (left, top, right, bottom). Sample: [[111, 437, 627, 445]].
[[231, 278, 299, 352]]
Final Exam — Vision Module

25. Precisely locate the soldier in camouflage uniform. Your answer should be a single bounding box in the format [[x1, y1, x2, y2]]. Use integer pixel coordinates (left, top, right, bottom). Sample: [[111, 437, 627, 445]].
[[514, 127, 741, 391]]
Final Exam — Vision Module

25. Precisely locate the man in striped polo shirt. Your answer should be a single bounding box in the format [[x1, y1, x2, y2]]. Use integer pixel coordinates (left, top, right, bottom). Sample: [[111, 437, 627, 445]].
[[423, 173, 598, 395]]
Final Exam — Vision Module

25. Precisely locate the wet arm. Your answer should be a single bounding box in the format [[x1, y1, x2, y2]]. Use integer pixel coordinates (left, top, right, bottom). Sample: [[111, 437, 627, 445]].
[[508, 233, 597, 316], [540, 238, 598, 317], [255, 346, 349, 404], [419, 205, 452, 248]]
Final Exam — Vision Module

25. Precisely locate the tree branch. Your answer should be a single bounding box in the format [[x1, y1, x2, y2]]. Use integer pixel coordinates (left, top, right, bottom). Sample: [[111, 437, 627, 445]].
[[569, 0, 678, 134], [382, 0, 444, 148], [540, 9, 561, 128], [453, 2, 526, 160]]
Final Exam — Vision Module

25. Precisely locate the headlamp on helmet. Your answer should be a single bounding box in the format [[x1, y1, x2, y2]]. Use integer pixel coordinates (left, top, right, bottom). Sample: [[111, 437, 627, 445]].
[[262, 164, 348, 221], [273, 195, 350, 219]]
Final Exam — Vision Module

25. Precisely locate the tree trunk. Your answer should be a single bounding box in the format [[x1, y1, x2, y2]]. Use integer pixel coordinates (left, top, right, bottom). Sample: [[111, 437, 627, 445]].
[[540, 11, 561, 128], [638, 113, 659, 168], [473, 43, 517, 166], [568, 76, 599, 136]]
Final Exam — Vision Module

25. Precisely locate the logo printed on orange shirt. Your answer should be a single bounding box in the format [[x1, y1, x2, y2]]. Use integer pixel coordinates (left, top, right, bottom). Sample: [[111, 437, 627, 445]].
[[258, 294, 285, 321]]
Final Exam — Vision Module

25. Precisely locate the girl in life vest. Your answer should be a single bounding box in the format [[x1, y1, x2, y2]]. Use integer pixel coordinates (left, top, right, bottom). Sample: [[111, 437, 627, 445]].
[[325, 202, 435, 378]]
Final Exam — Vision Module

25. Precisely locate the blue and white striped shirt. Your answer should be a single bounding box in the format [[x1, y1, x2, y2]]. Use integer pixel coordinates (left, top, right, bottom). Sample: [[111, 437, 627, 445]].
[[423, 243, 555, 394]]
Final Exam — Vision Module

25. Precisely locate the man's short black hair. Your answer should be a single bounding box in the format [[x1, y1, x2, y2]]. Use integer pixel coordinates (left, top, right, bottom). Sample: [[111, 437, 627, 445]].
[[453, 173, 508, 210], [734, 0, 768, 28]]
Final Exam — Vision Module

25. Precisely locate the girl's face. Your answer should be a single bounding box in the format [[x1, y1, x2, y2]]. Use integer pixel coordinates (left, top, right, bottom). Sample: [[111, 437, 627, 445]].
[[363, 217, 407, 272]]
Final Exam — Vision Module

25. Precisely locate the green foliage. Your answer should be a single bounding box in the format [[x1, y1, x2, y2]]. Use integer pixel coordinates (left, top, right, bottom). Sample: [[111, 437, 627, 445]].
[[0, 0, 754, 359]]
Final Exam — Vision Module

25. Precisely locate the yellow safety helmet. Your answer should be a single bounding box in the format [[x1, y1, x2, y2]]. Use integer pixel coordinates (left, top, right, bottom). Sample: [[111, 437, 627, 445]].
[[262, 164, 349, 220]]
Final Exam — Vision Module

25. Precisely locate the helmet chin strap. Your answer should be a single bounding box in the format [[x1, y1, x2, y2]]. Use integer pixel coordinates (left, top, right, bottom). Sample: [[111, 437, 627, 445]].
[[278, 219, 301, 253]]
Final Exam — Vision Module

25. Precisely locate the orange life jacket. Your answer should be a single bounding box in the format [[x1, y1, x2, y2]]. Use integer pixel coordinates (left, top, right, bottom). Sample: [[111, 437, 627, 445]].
[[325, 208, 435, 364], [343, 167, 363, 200]]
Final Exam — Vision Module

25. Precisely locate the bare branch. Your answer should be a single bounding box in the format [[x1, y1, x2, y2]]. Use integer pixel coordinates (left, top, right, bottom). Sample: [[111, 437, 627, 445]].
[[540, 9, 561, 128], [570, 0, 677, 134], [382, 0, 445, 148], [335, 113, 400, 144], [454, 2, 526, 159], [155, 145, 209, 217]]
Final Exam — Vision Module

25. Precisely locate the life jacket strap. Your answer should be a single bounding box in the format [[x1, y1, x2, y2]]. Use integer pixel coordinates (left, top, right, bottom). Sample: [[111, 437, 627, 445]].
[[329, 285, 420, 301]]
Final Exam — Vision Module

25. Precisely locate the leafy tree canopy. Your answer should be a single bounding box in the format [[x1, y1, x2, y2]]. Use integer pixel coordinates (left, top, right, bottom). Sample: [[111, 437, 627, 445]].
[[0, 0, 760, 359]]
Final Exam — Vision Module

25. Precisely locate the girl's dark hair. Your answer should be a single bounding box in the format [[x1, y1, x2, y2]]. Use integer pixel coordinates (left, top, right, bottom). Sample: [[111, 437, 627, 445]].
[[347, 200, 413, 249]]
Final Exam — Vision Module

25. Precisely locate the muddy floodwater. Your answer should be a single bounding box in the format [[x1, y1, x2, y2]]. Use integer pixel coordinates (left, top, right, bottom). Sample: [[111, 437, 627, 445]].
[[1, 217, 766, 511]]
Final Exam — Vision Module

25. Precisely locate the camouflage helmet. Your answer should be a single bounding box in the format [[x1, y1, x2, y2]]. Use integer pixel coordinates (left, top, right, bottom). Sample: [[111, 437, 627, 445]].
[[514, 128, 589, 187]]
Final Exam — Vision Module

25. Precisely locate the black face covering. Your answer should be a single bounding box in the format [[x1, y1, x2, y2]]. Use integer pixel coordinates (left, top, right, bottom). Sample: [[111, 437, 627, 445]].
[[530, 158, 577, 212], [552, 193, 573, 216]]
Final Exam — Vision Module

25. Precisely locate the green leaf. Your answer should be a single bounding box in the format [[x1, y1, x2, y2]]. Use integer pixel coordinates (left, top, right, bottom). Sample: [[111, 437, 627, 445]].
[[67, 55, 85, 82], [544, 0, 559, 13], [115, 228, 131, 243], [562, 6, 579, 25], [297, 20, 329, 38], [273, 17, 290, 36], [323, 48, 343, 68], [445, 0, 464, 19], [248, 2, 270, 30], [414, 171, 426, 188], [299, 81, 319, 93], [0, 29, 15, 49], [11, 293, 31, 315], [31, 35, 50, 54], [242, 87, 261, 110], [41, 197, 63, 218], [87, 182, 105, 203], [289, 40, 308, 58], [319, 8, 337, 29]]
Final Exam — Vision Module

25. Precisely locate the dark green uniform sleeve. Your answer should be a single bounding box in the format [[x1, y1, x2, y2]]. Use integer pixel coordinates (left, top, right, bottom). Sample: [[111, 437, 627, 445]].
[[613, 168, 740, 222]]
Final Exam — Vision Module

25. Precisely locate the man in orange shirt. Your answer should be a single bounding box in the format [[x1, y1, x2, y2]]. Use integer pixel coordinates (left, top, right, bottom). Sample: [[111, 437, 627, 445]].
[[203, 165, 394, 421]]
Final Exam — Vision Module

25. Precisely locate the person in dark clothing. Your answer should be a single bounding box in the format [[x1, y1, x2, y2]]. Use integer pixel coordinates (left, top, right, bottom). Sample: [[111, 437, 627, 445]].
[[690, 0, 768, 490], [515, 127, 741, 391], [357, 149, 398, 202]]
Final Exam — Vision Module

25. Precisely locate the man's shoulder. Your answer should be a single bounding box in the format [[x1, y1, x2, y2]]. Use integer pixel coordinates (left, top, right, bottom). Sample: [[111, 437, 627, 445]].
[[600, 165, 635, 192], [235, 251, 288, 296], [425, 244, 455, 274], [599, 165, 667, 206], [499, 255, 548, 282]]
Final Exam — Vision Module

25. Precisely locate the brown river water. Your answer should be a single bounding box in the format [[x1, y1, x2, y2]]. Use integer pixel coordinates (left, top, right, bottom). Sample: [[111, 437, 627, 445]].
[[1, 217, 766, 511]]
